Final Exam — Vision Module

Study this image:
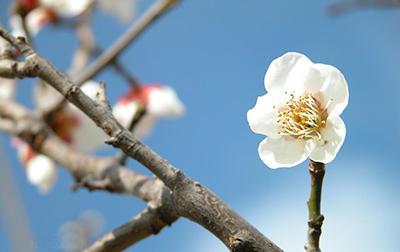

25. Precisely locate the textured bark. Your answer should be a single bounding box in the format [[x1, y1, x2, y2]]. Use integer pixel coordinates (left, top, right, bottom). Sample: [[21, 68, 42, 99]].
[[0, 27, 283, 252]]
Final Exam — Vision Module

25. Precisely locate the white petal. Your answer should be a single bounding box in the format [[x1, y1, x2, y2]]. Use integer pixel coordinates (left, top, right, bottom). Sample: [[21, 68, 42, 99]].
[[25, 7, 51, 35], [247, 93, 281, 139], [40, 0, 93, 17], [26, 155, 57, 194], [57, 81, 105, 152], [81, 80, 100, 100], [9, 15, 27, 38], [133, 114, 155, 139], [258, 137, 314, 169], [34, 83, 64, 112], [98, 0, 137, 23], [147, 86, 185, 117], [113, 101, 155, 139], [113, 101, 139, 128], [264, 52, 313, 93], [309, 116, 346, 164], [0, 78, 15, 100], [68, 108, 106, 152], [313, 63, 349, 116]]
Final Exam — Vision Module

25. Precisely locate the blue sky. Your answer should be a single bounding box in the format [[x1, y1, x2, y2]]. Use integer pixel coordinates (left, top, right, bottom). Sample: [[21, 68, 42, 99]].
[[1, 0, 400, 251]]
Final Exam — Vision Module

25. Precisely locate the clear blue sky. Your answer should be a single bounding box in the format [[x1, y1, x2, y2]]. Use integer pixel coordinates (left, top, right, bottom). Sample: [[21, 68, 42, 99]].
[[1, 0, 400, 251]]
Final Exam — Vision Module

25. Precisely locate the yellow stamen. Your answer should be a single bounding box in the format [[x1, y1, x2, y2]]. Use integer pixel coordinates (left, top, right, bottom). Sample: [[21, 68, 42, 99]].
[[277, 92, 328, 140]]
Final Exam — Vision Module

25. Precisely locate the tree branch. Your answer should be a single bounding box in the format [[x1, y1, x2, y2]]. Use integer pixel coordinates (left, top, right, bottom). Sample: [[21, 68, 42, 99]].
[[84, 205, 173, 252], [0, 27, 283, 252]]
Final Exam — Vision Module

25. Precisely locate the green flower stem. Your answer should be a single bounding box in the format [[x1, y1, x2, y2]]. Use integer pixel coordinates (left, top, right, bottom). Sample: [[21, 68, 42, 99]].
[[305, 160, 325, 252]]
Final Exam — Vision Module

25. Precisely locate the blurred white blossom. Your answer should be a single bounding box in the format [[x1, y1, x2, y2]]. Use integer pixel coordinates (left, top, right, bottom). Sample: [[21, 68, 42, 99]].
[[26, 154, 57, 193], [13, 0, 93, 36], [40, 0, 93, 17], [14, 140, 57, 194], [247, 52, 348, 168], [113, 84, 185, 139], [35, 81, 106, 152], [97, 0, 138, 23], [59, 210, 104, 252], [0, 78, 15, 100]]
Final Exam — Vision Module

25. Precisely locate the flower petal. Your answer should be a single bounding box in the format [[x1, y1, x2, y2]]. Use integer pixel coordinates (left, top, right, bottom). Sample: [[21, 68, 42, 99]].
[[258, 137, 314, 169], [25, 7, 52, 35], [134, 114, 156, 139], [147, 86, 185, 117], [264, 52, 313, 93], [81, 80, 101, 100], [98, 0, 137, 23], [247, 93, 281, 139], [26, 155, 57, 194], [69, 108, 106, 152], [113, 101, 155, 139], [40, 0, 93, 17], [0, 78, 15, 100], [309, 116, 346, 163], [312, 64, 349, 116]]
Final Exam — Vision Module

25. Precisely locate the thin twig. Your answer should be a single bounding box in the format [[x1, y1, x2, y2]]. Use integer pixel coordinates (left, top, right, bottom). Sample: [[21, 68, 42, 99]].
[[43, 0, 179, 116], [20, 15, 33, 47], [305, 160, 325, 252], [68, 8, 95, 76], [93, 47, 140, 88]]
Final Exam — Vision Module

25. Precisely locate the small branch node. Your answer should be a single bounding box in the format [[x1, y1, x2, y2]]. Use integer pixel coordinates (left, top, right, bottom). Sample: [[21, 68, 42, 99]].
[[105, 130, 124, 146], [95, 82, 112, 110], [65, 85, 80, 99]]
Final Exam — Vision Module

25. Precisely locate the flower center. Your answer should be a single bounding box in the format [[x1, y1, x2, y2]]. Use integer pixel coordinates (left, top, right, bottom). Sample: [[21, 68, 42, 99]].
[[277, 92, 328, 140]]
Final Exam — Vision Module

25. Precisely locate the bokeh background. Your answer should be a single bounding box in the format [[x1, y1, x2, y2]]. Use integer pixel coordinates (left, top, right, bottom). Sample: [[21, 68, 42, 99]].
[[1, 0, 400, 251]]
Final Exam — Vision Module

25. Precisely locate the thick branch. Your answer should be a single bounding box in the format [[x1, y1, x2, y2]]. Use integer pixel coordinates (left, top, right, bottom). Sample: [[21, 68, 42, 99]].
[[0, 59, 36, 78], [0, 28, 282, 252]]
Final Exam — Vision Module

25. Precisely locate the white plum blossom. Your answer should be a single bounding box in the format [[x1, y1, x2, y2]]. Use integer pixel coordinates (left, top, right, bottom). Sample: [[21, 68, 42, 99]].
[[63, 81, 106, 151], [113, 84, 185, 139], [59, 210, 104, 252], [26, 154, 57, 193], [0, 78, 15, 100], [14, 140, 57, 193], [24, 7, 57, 35], [35, 81, 106, 152], [12, 0, 93, 36], [247, 52, 348, 168], [40, 0, 93, 17], [97, 0, 138, 23]]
